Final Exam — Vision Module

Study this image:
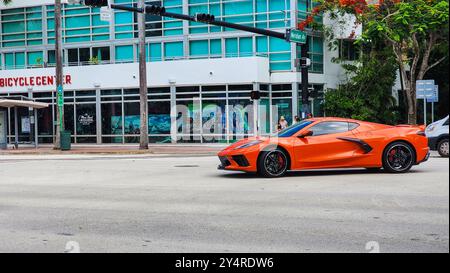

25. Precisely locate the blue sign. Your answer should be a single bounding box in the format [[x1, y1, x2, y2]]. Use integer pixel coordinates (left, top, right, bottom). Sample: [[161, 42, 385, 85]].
[[427, 85, 439, 103], [416, 80, 435, 99]]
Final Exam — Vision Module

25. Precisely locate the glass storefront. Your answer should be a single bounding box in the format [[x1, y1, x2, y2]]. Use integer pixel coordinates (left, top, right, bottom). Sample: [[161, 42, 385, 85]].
[[2, 83, 324, 144]]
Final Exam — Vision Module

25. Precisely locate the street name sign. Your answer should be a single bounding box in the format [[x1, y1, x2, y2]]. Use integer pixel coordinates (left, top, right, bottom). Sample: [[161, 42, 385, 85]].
[[100, 6, 112, 22], [288, 29, 307, 44]]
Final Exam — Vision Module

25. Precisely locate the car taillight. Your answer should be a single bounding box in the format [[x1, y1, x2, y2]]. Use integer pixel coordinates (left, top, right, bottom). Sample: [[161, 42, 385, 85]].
[[417, 131, 426, 136]]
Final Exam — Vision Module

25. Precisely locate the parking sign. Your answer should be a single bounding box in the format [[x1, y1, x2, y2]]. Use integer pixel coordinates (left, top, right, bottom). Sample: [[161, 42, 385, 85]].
[[416, 80, 435, 99], [427, 85, 439, 103]]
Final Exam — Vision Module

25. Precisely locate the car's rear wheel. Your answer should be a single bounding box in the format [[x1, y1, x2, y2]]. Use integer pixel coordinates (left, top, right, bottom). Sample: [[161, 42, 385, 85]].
[[437, 138, 449, 158], [258, 149, 288, 178], [382, 142, 415, 173]]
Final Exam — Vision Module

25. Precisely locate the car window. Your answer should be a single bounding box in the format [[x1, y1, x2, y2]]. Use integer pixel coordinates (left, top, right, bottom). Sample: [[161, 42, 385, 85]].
[[276, 120, 313, 137], [444, 118, 449, 126], [349, 122, 360, 130], [309, 121, 350, 136]]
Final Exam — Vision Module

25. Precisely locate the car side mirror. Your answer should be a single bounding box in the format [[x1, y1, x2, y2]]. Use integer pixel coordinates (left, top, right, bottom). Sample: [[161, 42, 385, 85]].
[[298, 130, 313, 138]]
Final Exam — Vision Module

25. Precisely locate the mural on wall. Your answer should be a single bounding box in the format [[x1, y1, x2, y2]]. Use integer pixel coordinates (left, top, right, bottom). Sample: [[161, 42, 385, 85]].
[[112, 115, 171, 135]]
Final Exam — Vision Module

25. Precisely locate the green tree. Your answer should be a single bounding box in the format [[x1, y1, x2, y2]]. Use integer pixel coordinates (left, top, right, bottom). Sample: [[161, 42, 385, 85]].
[[2, 0, 12, 4], [324, 49, 400, 124], [317, 0, 449, 124]]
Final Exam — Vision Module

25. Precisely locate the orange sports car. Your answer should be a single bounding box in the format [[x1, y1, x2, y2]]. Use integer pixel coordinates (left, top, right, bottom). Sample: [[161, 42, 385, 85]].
[[218, 117, 430, 177]]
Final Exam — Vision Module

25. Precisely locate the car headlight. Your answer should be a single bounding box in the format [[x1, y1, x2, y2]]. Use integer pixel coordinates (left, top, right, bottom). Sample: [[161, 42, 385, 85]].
[[426, 125, 436, 133], [234, 140, 263, 150]]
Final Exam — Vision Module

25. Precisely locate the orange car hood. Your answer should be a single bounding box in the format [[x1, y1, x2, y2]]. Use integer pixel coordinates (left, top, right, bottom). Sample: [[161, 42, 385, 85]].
[[222, 136, 270, 151]]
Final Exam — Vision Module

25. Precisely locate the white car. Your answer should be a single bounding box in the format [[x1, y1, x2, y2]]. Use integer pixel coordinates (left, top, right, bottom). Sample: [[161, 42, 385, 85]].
[[426, 115, 449, 157]]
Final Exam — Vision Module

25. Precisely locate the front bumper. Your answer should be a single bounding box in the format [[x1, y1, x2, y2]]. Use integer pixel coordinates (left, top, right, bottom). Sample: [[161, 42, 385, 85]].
[[217, 147, 260, 172], [428, 136, 439, 150]]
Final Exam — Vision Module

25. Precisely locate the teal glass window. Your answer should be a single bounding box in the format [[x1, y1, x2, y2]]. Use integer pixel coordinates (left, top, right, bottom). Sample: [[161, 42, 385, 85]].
[[225, 38, 238, 58], [115, 45, 134, 62], [164, 42, 183, 59], [5, 53, 14, 69], [149, 43, 162, 62], [27, 51, 44, 66], [256, 36, 268, 54], [190, 40, 208, 57], [210, 39, 222, 56], [1, 7, 42, 47], [239, 37, 253, 57]]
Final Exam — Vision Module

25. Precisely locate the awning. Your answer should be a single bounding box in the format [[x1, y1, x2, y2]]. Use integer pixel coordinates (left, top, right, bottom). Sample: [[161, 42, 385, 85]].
[[0, 99, 49, 109]]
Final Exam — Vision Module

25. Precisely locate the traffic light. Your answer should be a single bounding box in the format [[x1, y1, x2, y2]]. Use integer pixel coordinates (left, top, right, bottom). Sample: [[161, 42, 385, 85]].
[[195, 13, 215, 23], [83, 0, 108, 7], [250, 91, 261, 100], [145, 5, 166, 16]]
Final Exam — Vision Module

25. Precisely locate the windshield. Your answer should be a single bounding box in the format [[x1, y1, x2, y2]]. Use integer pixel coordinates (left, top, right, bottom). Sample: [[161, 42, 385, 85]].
[[274, 120, 314, 137]]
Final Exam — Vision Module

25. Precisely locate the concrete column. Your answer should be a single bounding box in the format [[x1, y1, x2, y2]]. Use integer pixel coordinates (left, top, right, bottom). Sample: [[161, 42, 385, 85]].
[[96, 88, 102, 144], [14, 107, 18, 149], [170, 84, 177, 143]]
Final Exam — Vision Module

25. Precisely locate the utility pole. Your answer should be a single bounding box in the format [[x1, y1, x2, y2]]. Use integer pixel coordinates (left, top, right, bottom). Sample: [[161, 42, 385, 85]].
[[54, 0, 64, 149], [138, 0, 149, 149], [300, 0, 310, 119]]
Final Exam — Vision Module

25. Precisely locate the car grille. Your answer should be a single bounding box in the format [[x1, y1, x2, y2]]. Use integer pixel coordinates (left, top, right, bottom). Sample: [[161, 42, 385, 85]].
[[219, 156, 231, 167], [232, 155, 250, 167]]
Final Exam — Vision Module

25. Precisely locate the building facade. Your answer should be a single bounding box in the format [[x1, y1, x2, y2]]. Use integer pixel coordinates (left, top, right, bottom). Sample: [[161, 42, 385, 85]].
[[0, 0, 345, 145]]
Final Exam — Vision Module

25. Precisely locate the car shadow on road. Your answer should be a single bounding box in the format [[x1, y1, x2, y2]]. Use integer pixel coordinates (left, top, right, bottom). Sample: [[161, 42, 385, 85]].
[[215, 168, 425, 179]]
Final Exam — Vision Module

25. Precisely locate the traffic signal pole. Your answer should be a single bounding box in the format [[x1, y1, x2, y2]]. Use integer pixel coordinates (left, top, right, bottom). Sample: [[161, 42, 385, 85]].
[[300, 37, 310, 119]]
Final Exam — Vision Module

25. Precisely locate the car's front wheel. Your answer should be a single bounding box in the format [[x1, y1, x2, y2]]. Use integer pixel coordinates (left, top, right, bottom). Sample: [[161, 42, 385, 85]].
[[258, 149, 288, 178], [382, 142, 416, 173], [437, 138, 449, 158]]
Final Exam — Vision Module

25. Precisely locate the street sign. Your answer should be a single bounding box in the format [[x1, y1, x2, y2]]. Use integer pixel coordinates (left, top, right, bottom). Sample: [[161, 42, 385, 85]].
[[100, 6, 112, 22], [287, 29, 307, 44], [57, 85, 64, 107], [416, 80, 435, 99], [427, 85, 439, 103]]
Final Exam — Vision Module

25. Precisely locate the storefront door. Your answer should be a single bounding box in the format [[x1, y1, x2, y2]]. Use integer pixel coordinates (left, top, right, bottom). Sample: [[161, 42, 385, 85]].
[[0, 111, 6, 149], [76, 104, 97, 143]]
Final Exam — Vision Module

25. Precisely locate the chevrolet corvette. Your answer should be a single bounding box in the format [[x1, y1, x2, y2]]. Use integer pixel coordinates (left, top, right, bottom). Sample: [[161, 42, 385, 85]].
[[218, 117, 430, 178]]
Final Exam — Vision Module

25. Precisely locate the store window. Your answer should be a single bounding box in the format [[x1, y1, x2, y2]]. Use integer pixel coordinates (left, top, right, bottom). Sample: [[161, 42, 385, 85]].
[[124, 101, 140, 143], [102, 102, 123, 143], [148, 101, 171, 137]]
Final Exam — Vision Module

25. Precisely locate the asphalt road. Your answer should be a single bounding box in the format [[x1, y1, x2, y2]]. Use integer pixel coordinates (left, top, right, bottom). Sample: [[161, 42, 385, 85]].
[[0, 153, 448, 253]]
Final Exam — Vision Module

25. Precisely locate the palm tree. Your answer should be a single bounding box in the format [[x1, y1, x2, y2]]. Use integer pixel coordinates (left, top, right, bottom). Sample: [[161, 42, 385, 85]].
[[2, 0, 12, 5]]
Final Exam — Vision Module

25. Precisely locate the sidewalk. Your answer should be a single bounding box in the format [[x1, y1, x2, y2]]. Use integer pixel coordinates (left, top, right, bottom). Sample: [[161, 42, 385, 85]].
[[0, 144, 226, 156]]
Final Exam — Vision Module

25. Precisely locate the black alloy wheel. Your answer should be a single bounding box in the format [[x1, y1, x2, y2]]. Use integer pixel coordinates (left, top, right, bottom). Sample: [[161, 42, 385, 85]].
[[382, 142, 415, 173], [258, 149, 288, 178]]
